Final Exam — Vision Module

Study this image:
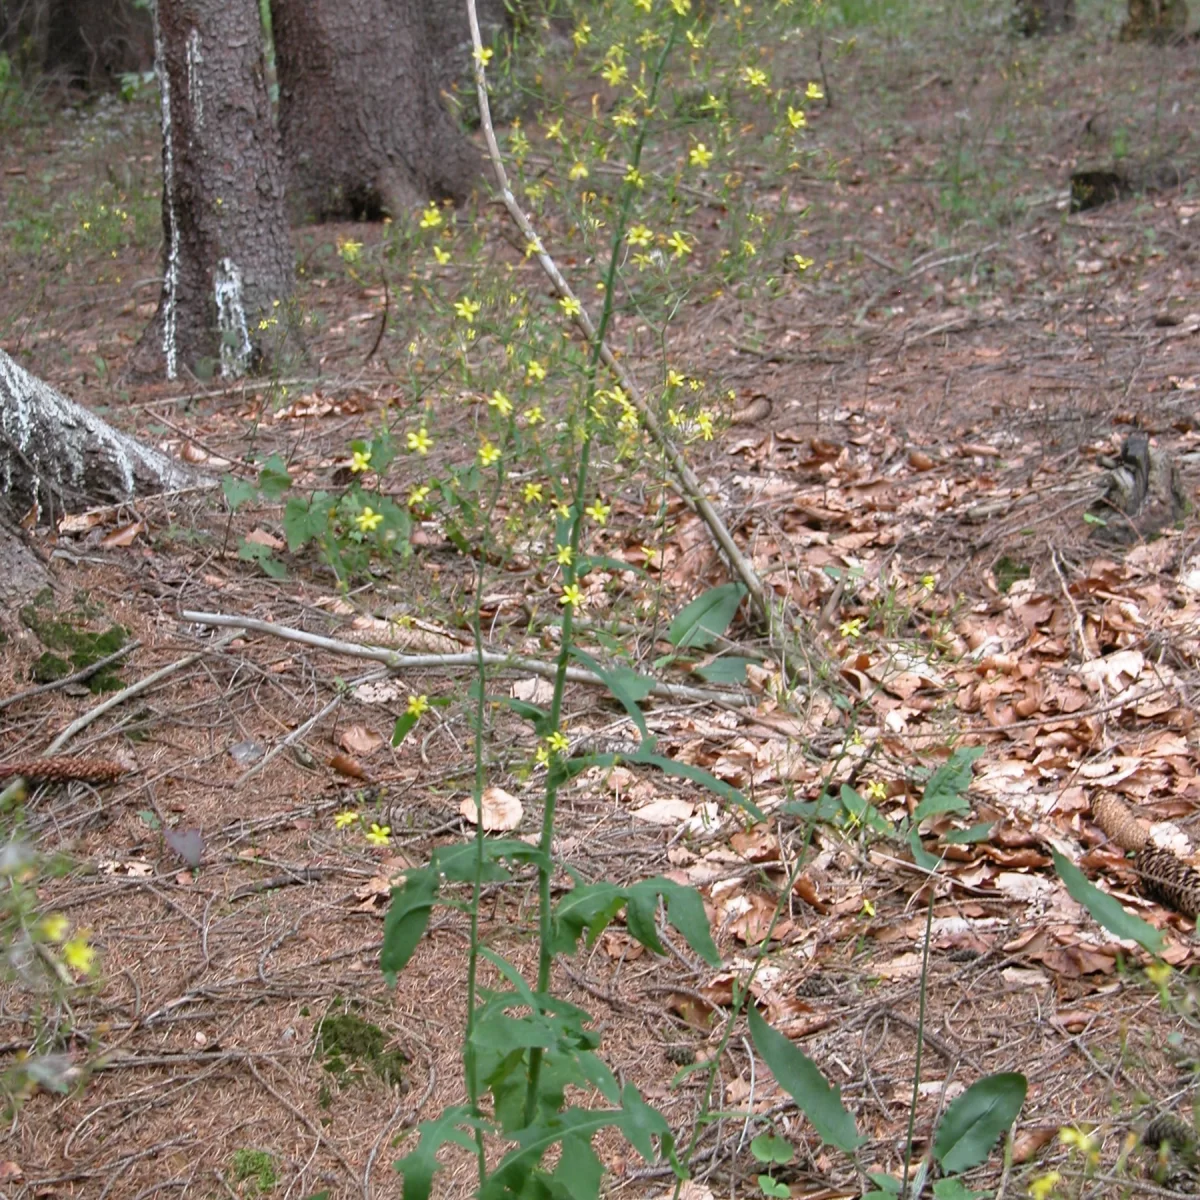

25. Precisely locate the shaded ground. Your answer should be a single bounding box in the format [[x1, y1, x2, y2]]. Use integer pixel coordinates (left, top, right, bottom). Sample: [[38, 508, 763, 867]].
[[2, 1, 1200, 1197]]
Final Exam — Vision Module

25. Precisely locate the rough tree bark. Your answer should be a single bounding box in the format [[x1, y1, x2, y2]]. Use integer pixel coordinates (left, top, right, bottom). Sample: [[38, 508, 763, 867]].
[[130, 0, 292, 381], [269, 0, 490, 222], [0, 349, 205, 604]]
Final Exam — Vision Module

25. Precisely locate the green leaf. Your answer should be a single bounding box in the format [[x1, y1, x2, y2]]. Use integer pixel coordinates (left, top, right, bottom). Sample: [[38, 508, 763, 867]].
[[867, 1172, 903, 1194], [491, 694, 554, 736], [943, 821, 995, 845], [1083, 511, 1107, 526], [394, 1105, 482, 1200], [1051, 850, 1163, 954], [257, 453, 293, 501], [391, 711, 418, 747], [381, 868, 439, 980], [781, 793, 843, 824], [932, 1178, 991, 1200], [570, 648, 655, 741], [692, 656, 752, 685], [750, 1132, 794, 1165], [631, 747, 763, 822], [908, 827, 942, 871], [552, 1131, 604, 1200], [913, 746, 983, 822], [747, 1005, 864, 1152], [758, 1176, 791, 1198], [652, 877, 720, 966], [222, 474, 257, 511], [667, 582, 747, 650], [616, 1083, 673, 1163], [237, 538, 286, 579], [933, 1072, 1027, 1174]]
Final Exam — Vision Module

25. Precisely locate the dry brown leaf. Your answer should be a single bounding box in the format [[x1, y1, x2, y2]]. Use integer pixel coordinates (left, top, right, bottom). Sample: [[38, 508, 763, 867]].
[[338, 724, 383, 756], [631, 797, 695, 825], [100, 519, 146, 548], [244, 527, 284, 550], [461, 785, 523, 832], [329, 753, 369, 780]]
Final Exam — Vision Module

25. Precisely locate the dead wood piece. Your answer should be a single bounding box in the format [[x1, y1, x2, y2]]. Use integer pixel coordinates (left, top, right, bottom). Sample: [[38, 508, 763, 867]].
[[1090, 433, 1187, 544]]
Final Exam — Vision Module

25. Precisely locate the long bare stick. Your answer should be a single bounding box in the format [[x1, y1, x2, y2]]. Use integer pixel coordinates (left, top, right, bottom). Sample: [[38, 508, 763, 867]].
[[180, 610, 750, 707], [464, 0, 798, 665]]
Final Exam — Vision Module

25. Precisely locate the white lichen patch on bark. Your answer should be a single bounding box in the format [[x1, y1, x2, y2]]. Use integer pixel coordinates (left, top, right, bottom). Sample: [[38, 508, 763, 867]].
[[214, 258, 252, 378], [153, 3, 180, 380], [186, 27, 203, 129], [0, 350, 206, 520]]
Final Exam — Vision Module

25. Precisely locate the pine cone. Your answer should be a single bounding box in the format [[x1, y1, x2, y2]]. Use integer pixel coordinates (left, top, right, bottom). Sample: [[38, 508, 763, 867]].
[[0, 756, 128, 785], [1092, 792, 1149, 851], [1145, 1113, 1196, 1154], [1135, 847, 1200, 918]]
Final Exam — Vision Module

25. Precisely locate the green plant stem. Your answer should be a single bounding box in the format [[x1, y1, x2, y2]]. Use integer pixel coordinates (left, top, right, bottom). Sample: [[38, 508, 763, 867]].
[[519, 22, 680, 1131], [901, 887, 937, 1200]]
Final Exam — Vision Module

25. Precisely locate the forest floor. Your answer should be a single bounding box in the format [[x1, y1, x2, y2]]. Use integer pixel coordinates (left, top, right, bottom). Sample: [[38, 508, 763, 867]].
[[2, 1, 1200, 1197]]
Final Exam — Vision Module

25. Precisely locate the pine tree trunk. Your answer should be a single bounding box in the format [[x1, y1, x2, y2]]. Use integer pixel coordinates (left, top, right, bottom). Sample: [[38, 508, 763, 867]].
[[130, 0, 293, 381], [270, 0, 483, 223], [0, 349, 205, 524]]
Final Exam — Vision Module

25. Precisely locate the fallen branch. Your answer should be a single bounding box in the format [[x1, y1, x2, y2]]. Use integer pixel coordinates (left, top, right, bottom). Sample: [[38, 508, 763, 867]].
[[180, 610, 752, 707]]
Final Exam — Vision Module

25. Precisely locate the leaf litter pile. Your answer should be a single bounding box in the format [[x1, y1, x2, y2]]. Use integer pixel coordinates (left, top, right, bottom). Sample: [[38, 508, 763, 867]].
[[3, 10, 1200, 1200]]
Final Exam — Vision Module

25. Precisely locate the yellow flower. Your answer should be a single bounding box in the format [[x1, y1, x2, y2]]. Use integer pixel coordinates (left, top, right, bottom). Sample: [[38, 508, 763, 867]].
[[63, 933, 96, 975], [525, 237, 544, 258], [601, 61, 628, 85], [366, 823, 392, 847], [666, 230, 692, 257], [572, 20, 591, 47], [419, 204, 443, 229], [567, 161, 589, 181], [741, 66, 769, 89], [1146, 960, 1172, 987], [454, 297, 481, 322], [839, 617, 864, 639], [334, 809, 360, 829], [535, 743, 551, 766], [627, 224, 654, 247], [526, 359, 546, 382], [339, 238, 363, 264], [556, 544, 573, 565], [433, 246, 451, 265], [792, 254, 814, 272], [559, 296, 582, 317], [478, 440, 502, 467], [407, 427, 432, 455], [474, 46, 494, 65], [545, 118, 564, 142], [696, 410, 714, 440], [864, 779, 888, 801], [523, 482, 544, 504], [634, 0, 652, 9], [524, 405, 545, 426], [407, 694, 429, 718], [786, 105, 807, 129], [624, 166, 644, 188], [350, 449, 372, 474], [612, 108, 638, 129], [860, 897, 876, 918], [742, 240, 757, 257], [489, 389, 514, 417], [1028, 1172, 1061, 1200], [408, 484, 431, 507], [806, 81, 824, 100], [40, 913, 69, 943], [921, 574, 937, 592], [585, 499, 611, 525], [555, 502, 571, 519], [669, 0, 691, 12], [547, 731, 570, 753], [560, 583, 585, 608], [356, 506, 383, 532], [688, 142, 714, 168]]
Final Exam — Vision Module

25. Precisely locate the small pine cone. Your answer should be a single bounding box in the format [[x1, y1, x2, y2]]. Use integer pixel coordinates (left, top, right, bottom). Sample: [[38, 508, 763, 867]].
[[1093, 792, 1149, 851], [0, 756, 128, 785], [1145, 1113, 1196, 1153], [1135, 847, 1200, 918], [796, 974, 836, 998]]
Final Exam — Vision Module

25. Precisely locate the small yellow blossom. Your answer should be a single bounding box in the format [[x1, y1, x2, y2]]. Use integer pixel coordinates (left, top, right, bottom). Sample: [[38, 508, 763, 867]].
[[585, 499, 611, 525], [627, 224, 654, 247], [1146, 960, 1172, 987], [525, 237, 544, 258], [524, 405, 545, 426], [696, 410, 714, 440], [556, 544, 573, 566], [545, 117, 564, 142], [921, 574, 937, 592], [666, 231, 692, 257], [473, 46, 493, 65], [839, 617, 864, 639], [560, 583, 585, 608], [489, 389, 514, 417], [568, 161, 589, 180], [806, 81, 824, 100], [526, 359, 546, 382], [860, 897, 876, 918], [634, 0, 652, 9], [560, 296, 582, 317], [335, 810, 360, 829], [742, 240, 757, 257], [1028, 1172, 1061, 1200], [741, 66, 769, 89], [407, 427, 432, 455], [547, 731, 571, 753], [339, 238, 363, 264], [535, 743, 551, 766], [366, 823, 392, 847], [689, 142, 714, 168], [612, 108, 638, 129], [419, 205, 443, 229], [433, 246, 451, 265], [669, 0, 691, 12], [864, 779, 888, 801], [792, 254, 814, 272], [523, 482, 544, 504], [624, 166, 644, 188], [40, 913, 69, 942], [408, 484, 431, 507], [572, 20, 591, 46], [454, 297, 481, 322], [63, 933, 96, 975], [787, 105, 807, 129], [666, 369, 686, 389], [407, 694, 430, 718], [356, 506, 383, 533], [555, 502, 571, 519], [601, 61, 628, 85], [478, 440, 502, 467], [350, 449, 372, 474]]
